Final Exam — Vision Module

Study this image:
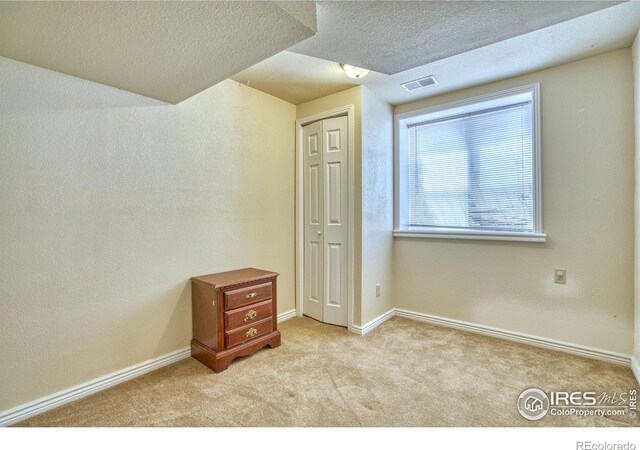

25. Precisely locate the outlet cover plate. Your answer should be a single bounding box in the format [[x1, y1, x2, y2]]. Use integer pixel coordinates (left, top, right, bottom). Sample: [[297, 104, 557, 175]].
[[554, 269, 567, 284]]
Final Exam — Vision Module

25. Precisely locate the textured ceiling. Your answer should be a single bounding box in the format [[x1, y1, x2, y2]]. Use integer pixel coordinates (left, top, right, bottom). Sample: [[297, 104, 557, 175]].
[[0, 1, 317, 104], [232, 1, 640, 105], [232, 52, 356, 105], [290, 0, 620, 75]]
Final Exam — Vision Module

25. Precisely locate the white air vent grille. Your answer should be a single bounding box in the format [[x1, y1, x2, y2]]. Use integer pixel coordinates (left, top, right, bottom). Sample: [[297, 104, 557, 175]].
[[401, 75, 438, 92]]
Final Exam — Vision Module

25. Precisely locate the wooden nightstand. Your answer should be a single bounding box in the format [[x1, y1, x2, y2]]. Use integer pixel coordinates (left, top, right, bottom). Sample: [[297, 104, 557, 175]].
[[190, 268, 281, 372]]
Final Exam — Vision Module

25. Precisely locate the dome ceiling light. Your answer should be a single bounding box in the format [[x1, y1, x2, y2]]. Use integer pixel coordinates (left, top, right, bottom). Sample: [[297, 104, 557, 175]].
[[341, 64, 369, 79]]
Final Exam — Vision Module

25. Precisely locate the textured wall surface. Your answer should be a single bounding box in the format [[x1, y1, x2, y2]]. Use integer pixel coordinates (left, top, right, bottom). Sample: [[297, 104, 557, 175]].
[[393, 49, 635, 356], [296, 87, 363, 325], [360, 87, 394, 324], [633, 34, 640, 367], [0, 57, 296, 411]]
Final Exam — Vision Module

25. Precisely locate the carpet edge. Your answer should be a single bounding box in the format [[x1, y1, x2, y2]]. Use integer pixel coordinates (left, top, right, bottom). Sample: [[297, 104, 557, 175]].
[[0, 347, 191, 427], [394, 308, 632, 367]]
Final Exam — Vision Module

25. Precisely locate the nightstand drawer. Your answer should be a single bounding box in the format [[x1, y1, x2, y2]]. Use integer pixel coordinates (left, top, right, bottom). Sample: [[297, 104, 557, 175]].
[[225, 317, 273, 348], [225, 299, 273, 329], [224, 282, 272, 310]]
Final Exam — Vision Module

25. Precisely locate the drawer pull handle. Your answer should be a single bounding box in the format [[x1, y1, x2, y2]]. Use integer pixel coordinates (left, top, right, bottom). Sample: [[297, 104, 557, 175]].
[[246, 327, 258, 338], [245, 310, 258, 321], [245, 292, 257, 299]]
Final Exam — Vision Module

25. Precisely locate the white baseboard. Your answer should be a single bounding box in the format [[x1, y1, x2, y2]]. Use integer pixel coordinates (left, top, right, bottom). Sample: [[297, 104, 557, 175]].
[[394, 308, 632, 367], [3, 307, 633, 427], [0, 308, 299, 426], [632, 357, 640, 386], [351, 309, 395, 336], [0, 347, 191, 427], [346, 307, 632, 366], [277, 309, 297, 323]]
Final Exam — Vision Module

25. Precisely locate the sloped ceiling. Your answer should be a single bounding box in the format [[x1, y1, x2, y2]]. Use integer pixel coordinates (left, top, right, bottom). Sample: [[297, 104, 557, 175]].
[[0, 1, 317, 104], [290, 0, 620, 75]]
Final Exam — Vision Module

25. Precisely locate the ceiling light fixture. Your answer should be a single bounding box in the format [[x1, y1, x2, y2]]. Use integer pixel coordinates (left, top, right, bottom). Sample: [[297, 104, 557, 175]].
[[341, 64, 369, 79]]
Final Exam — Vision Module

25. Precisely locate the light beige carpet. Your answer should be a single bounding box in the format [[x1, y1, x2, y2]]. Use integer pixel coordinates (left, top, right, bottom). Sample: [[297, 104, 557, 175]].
[[17, 317, 639, 427]]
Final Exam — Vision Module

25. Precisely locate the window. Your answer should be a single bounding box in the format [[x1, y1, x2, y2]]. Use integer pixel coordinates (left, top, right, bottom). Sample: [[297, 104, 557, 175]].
[[394, 84, 545, 242]]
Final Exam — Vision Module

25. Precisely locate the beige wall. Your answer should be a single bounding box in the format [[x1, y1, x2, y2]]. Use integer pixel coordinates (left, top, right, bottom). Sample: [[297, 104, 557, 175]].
[[393, 49, 635, 356], [361, 87, 394, 324], [633, 33, 640, 368], [2, 44, 636, 415], [296, 87, 364, 325], [0, 57, 296, 411]]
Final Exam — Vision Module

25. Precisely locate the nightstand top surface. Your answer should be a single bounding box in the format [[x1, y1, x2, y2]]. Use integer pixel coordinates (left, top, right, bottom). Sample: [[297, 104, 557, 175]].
[[191, 267, 278, 288]]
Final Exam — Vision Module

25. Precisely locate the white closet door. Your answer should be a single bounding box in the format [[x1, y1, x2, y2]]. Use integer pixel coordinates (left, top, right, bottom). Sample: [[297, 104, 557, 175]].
[[321, 116, 348, 327], [303, 120, 323, 322], [302, 116, 349, 327]]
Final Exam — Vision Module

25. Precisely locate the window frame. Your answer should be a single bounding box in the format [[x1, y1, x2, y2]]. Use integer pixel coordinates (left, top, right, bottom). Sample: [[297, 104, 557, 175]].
[[393, 83, 546, 242]]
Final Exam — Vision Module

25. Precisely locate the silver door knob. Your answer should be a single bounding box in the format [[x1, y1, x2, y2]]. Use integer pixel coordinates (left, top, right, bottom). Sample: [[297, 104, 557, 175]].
[[317, 231, 322, 235]]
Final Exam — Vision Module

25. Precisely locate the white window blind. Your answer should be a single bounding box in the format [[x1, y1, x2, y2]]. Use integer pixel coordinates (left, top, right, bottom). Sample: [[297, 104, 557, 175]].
[[408, 102, 533, 231], [394, 84, 544, 241]]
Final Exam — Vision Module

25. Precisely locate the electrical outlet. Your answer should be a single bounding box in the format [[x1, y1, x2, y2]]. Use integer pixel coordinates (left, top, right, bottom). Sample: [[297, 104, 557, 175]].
[[554, 268, 567, 284], [376, 284, 381, 298]]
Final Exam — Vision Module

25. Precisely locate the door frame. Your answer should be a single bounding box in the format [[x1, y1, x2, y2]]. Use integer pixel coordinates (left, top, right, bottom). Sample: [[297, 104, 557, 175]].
[[295, 105, 355, 332]]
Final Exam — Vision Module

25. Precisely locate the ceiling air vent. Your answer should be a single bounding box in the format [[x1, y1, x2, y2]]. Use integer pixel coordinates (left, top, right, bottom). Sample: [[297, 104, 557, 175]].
[[401, 75, 438, 92]]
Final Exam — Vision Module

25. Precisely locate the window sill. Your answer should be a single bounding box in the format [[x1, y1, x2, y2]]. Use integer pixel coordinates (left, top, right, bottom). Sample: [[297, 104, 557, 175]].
[[392, 228, 547, 243]]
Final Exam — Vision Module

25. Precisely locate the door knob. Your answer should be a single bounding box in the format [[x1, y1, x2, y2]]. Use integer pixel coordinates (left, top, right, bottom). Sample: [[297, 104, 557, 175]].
[[317, 231, 322, 235]]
